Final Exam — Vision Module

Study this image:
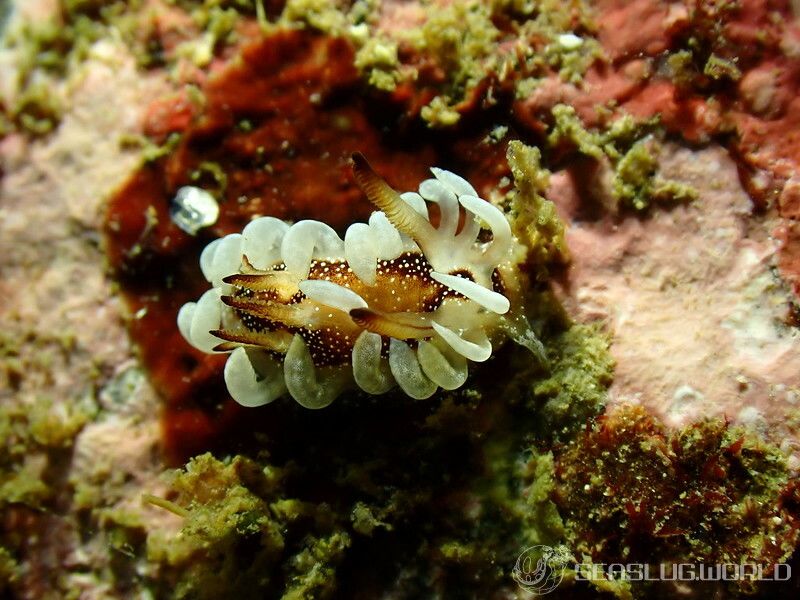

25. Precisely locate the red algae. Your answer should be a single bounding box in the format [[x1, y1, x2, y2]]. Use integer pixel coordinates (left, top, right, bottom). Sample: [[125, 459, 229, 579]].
[[554, 405, 800, 592], [594, 0, 677, 61], [517, 0, 800, 179], [142, 91, 196, 140], [524, 0, 800, 302], [104, 29, 512, 462], [566, 1, 800, 179]]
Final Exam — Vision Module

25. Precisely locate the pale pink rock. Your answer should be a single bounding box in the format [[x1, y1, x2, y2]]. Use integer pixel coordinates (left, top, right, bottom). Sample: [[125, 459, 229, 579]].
[[739, 65, 783, 117], [377, 0, 428, 34], [551, 144, 800, 466], [779, 176, 800, 219], [594, 0, 679, 59], [0, 33, 175, 596]]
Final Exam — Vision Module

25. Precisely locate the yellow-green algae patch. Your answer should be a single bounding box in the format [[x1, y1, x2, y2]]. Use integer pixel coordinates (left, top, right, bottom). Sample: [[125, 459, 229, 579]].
[[409, 0, 600, 127], [137, 313, 617, 596], [279, 0, 601, 127], [1, 1, 136, 136], [703, 53, 742, 82], [506, 139, 569, 276], [280, 0, 350, 33], [613, 138, 698, 211], [0, 397, 92, 509], [0, 546, 17, 595], [528, 322, 614, 441], [146, 453, 350, 599], [352, 36, 402, 92], [0, 396, 94, 593], [547, 104, 698, 211], [0, 0, 259, 137]]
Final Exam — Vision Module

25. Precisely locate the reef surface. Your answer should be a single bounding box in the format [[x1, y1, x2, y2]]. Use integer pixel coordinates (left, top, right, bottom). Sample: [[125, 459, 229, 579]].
[[1, 1, 799, 598]]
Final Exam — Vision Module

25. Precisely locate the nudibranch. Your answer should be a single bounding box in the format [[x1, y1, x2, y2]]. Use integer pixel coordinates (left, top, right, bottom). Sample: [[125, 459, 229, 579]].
[[177, 153, 543, 409]]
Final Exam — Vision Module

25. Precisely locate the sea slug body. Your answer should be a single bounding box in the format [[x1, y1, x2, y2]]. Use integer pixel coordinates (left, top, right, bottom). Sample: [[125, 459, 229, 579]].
[[177, 153, 543, 409]]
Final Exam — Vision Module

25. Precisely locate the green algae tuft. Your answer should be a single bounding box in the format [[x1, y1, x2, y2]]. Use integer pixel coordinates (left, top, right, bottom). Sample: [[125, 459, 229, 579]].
[[528, 323, 614, 441], [278, 0, 599, 128], [1, 1, 134, 136], [0, 397, 94, 595], [419, 96, 462, 128], [703, 53, 742, 82], [0, 546, 18, 593], [0, 397, 92, 509], [613, 138, 699, 211], [518, 450, 565, 546], [353, 37, 402, 92], [506, 139, 569, 275], [548, 105, 698, 211], [146, 453, 348, 599]]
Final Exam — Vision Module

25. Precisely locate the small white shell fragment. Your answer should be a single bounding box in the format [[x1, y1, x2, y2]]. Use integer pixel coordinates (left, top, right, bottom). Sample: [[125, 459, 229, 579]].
[[224, 347, 286, 407], [430, 271, 510, 314], [388, 339, 437, 399], [242, 216, 290, 270], [352, 331, 394, 394], [298, 279, 368, 312], [170, 186, 220, 235], [431, 321, 492, 362], [557, 33, 583, 50]]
